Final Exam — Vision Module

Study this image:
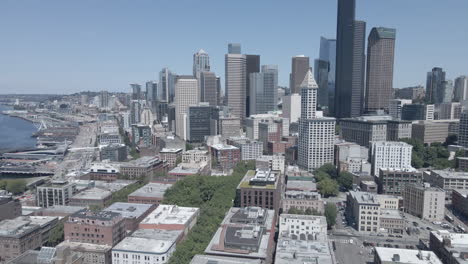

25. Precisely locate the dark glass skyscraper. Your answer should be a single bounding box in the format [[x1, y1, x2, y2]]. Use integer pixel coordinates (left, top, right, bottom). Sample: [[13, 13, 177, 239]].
[[365, 27, 396, 113], [199, 71, 218, 106], [319, 37, 336, 114], [245, 54, 260, 117], [314, 59, 330, 110], [426, 67, 450, 104], [187, 104, 219, 143], [334, 0, 366, 118]]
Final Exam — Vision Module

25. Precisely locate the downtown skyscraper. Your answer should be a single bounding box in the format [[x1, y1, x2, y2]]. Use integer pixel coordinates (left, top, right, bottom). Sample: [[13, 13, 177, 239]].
[[245, 54, 260, 117], [225, 44, 247, 119], [249, 65, 278, 115], [365, 27, 396, 113], [426, 67, 452, 104], [158, 68, 175, 103], [315, 37, 336, 114], [290, 55, 310, 94], [335, 0, 366, 118], [454, 76, 468, 102], [298, 70, 336, 172], [193, 49, 210, 77], [174, 75, 199, 140]]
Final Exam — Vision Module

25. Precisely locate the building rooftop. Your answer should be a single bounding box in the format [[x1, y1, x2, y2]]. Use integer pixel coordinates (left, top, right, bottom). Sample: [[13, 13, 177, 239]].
[[238, 169, 279, 190], [56, 240, 112, 253], [129, 182, 172, 198], [103, 202, 155, 219], [379, 167, 419, 173], [121, 156, 162, 167], [349, 191, 380, 205], [131, 228, 183, 241], [371, 141, 412, 147], [38, 205, 86, 215], [88, 162, 120, 173], [168, 166, 200, 175], [190, 255, 262, 264], [374, 247, 442, 264], [431, 170, 468, 179], [160, 148, 183, 153], [286, 180, 316, 191], [211, 144, 239, 151], [140, 205, 199, 226], [0, 216, 57, 238], [380, 209, 404, 220], [204, 207, 274, 260], [275, 238, 335, 264], [39, 180, 75, 189], [112, 236, 175, 255], [69, 210, 122, 222], [71, 187, 112, 200], [431, 230, 468, 261]]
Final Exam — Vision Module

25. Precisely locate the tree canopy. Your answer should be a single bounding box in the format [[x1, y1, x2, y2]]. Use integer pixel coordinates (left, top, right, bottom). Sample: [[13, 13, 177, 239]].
[[165, 161, 255, 264]]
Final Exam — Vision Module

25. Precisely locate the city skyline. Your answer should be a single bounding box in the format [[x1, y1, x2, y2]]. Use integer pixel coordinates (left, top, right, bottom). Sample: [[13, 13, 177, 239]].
[[1, 0, 467, 94]]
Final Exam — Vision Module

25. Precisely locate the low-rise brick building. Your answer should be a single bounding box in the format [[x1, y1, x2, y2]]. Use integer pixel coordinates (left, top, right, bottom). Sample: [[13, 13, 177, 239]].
[[0, 195, 22, 221], [128, 182, 173, 205], [64, 210, 126, 246], [102, 202, 156, 232], [237, 169, 283, 211], [69, 187, 112, 208]]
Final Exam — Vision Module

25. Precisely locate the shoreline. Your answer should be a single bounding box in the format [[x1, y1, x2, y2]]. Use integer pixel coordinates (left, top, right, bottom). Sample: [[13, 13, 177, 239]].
[[0, 105, 38, 151]]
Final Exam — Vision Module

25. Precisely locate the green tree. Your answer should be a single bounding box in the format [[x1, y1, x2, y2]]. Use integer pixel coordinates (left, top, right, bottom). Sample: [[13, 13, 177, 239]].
[[305, 208, 321, 216], [288, 207, 302, 214], [444, 134, 457, 146], [337, 171, 353, 190], [316, 163, 338, 179], [47, 222, 64, 246], [318, 178, 339, 197], [0, 180, 6, 190], [315, 171, 330, 182], [6, 179, 27, 194], [324, 203, 337, 229], [411, 152, 424, 169], [185, 143, 194, 151]]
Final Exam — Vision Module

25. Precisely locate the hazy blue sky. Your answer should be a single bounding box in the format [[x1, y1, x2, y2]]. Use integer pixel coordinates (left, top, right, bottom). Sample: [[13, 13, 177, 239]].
[[1, 0, 467, 94]]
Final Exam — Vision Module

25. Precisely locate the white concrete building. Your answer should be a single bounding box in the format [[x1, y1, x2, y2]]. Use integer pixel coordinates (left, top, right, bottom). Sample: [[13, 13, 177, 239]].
[[297, 70, 335, 172], [282, 93, 301, 123], [228, 137, 263, 161], [374, 247, 442, 264], [370, 141, 413, 176], [403, 183, 446, 221], [175, 76, 199, 140], [245, 113, 289, 140], [112, 229, 182, 264], [225, 53, 247, 120]]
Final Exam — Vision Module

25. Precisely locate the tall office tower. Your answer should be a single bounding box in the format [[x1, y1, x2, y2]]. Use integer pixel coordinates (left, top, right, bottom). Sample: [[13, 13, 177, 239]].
[[297, 70, 336, 172], [250, 65, 278, 115], [225, 53, 247, 119], [365, 27, 396, 113], [290, 55, 310, 94], [175, 76, 199, 140], [314, 59, 330, 109], [335, 0, 366, 118], [319, 37, 337, 114], [130, 84, 142, 100], [158, 68, 175, 103], [228, 43, 241, 54], [187, 103, 219, 143], [426, 67, 448, 104], [99, 90, 109, 109], [145, 81, 158, 102], [459, 111, 468, 148], [199, 71, 218, 106], [454, 76, 468, 102], [193, 49, 210, 77], [216, 76, 221, 105], [245, 54, 261, 117], [130, 100, 141, 125], [442, 80, 454, 103]]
